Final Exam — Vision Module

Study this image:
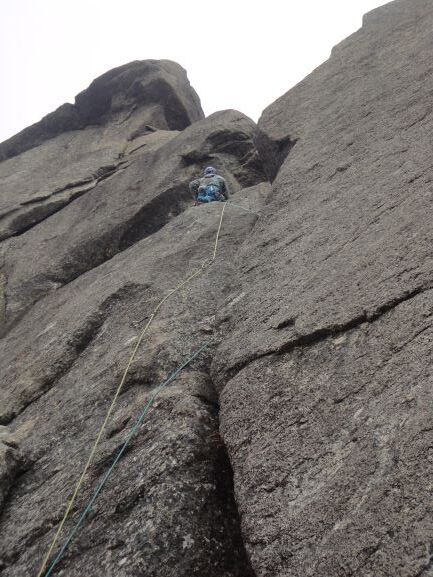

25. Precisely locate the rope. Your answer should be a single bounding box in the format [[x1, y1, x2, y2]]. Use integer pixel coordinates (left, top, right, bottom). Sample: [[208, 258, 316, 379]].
[[42, 342, 209, 577], [36, 202, 227, 577], [226, 201, 258, 214]]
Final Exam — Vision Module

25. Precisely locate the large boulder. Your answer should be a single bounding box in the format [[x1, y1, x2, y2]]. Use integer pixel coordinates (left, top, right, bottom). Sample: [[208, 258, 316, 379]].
[[213, 1, 433, 576], [0, 60, 204, 162], [0, 60, 204, 243]]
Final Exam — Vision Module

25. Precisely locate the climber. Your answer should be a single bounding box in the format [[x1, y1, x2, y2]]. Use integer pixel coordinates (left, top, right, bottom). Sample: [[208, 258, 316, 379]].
[[189, 166, 229, 205]]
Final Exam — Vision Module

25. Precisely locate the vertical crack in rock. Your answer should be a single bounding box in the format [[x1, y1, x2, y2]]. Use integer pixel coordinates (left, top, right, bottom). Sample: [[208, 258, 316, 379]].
[[254, 129, 298, 181], [0, 172, 268, 576], [214, 2, 433, 576], [210, 427, 256, 577]]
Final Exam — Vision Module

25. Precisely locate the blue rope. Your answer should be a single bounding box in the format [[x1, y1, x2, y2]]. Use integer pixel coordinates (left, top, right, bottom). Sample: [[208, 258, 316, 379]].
[[42, 342, 209, 577]]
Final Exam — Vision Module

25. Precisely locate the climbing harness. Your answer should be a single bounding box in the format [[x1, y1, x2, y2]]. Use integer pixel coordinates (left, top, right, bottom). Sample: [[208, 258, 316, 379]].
[[42, 342, 209, 577], [36, 203, 227, 577]]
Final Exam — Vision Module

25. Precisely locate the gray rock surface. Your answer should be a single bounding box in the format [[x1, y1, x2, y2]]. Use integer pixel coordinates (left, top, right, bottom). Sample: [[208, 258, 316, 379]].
[[213, 1, 433, 576], [0, 185, 267, 577], [0, 56, 266, 576], [2, 1, 433, 576], [0, 181, 268, 575], [0, 60, 203, 243], [0, 109, 264, 331], [0, 60, 204, 162], [0, 426, 23, 515]]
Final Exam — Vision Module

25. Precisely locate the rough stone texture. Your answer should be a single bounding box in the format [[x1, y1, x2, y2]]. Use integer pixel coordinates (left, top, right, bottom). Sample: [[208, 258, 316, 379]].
[[0, 60, 204, 162], [0, 127, 177, 242], [0, 183, 268, 425], [0, 427, 23, 514], [217, 0, 433, 373], [3, 1, 433, 576], [0, 181, 268, 576], [0, 54, 267, 575], [213, 1, 433, 576], [0, 109, 265, 331], [220, 293, 433, 577], [0, 59, 203, 242]]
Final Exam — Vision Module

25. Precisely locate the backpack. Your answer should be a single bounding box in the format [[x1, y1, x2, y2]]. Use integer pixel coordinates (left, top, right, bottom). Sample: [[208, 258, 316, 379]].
[[197, 184, 221, 203]]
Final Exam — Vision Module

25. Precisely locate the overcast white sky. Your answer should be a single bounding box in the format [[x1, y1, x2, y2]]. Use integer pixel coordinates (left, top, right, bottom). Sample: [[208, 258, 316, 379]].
[[0, 0, 388, 143]]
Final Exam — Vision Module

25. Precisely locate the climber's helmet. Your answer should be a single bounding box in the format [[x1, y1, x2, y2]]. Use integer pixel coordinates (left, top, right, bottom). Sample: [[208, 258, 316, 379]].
[[204, 166, 217, 177]]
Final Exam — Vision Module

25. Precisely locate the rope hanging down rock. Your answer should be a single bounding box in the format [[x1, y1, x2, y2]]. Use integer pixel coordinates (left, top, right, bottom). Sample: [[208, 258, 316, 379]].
[[42, 342, 209, 577], [36, 202, 227, 577]]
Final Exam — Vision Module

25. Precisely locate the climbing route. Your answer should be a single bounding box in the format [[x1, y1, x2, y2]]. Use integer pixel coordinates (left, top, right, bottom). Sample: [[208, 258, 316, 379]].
[[36, 202, 230, 577]]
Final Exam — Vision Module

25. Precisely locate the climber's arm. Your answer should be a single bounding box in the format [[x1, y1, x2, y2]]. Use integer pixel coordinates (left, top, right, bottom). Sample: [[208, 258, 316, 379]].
[[220, 177, 229, 200], [189, 179, 200, 200]]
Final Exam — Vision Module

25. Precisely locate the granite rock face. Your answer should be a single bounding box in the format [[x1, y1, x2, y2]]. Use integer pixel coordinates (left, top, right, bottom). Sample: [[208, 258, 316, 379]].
[[0, 109, 264, 331], [214, 1, 433, 576], [2, 2, 433, 576], [0, 60, 203, 244], [0, 192, 266, 576], [0, 60, 204, 162], [0, 60, 265, 577], [0, 426, 23, 514]]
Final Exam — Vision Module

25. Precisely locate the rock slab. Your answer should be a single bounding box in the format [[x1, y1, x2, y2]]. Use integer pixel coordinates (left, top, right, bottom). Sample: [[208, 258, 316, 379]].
[[0, 61, 265, 577], [215, 1, 433, 576]]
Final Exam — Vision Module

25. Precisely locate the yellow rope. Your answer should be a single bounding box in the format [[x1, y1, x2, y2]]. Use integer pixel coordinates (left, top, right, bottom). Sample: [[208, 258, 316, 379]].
[[36, 202, 227, 577]]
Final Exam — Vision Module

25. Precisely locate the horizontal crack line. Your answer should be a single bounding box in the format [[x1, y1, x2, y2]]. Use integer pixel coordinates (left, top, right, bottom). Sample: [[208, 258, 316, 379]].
[[228, 282, 433, 379], [0, 162, 129, 242]]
